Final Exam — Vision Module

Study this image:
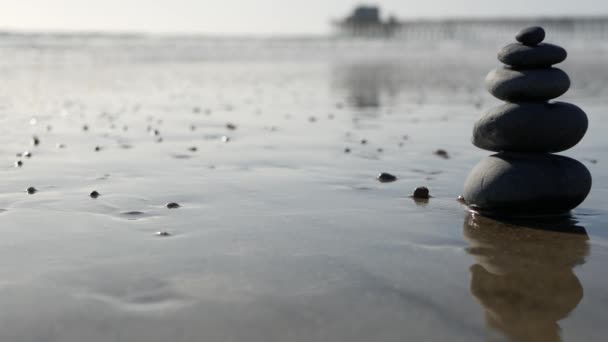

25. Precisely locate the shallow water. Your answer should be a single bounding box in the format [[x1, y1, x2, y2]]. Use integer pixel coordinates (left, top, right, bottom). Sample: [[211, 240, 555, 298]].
[[0, 35, 607, 341]]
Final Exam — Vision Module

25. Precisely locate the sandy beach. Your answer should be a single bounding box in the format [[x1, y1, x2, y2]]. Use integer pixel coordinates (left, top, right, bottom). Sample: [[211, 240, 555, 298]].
[[0, 34, 607, 341]]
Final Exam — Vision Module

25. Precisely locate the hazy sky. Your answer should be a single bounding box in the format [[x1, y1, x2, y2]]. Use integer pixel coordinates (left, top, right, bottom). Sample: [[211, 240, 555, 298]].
[[1, 0, 607, 35]]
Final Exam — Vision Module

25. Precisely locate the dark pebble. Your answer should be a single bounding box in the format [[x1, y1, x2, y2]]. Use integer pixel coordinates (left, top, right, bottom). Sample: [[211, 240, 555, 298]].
[[498, 43, 567, 68], [464, 153, 591, 216], [435, 149, 450, 159], [515, 26, 545, 46], [23, 151, 32, 158], [485, 67, 570, 101], [166, 202, 180, 209], [377, 148, 384, 153], [83, 125, 89, 131], [361, 139, 368, 145], [188, 146, 198, 152], [15, 160, 23, 167], [584, 158, 598, 164], [226, 123, 237, 130], [156, 231, 171, 237], [412, 187, 430, 199], [90, 190, 100, 199], [309, 116, 317, 123], [472, 102, 588, 153], [94, 146, 102, 152], [344, 148, 351, 153], [32, 136, 40, 146], [221, 136, 230, 143], [26, 187, 37, 194], [377, 173, 397, 183]]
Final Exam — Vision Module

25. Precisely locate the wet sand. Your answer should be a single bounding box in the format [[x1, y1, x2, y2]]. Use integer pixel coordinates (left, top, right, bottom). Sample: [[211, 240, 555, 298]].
[[0, 36, 607, 341]]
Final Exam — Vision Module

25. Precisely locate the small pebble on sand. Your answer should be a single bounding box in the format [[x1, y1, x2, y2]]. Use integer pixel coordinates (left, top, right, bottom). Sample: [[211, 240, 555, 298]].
[[32, 136, 40, 146], [412, 187, 430, 199], [14, 160, 23, 167], [90, 191, 100, 199], [221, 136, 231, 143], [166, 202, 180, 209], [94, 146, 102, 152], [457, 195, 466, 203], [188, 147, 198, 152], [26, 186, 37, 195], [344, 148, 351, 154], [377, 173, 397, 183], [434, 149, 450, 159], [226, 123, 237, 130], [361, 139, 368, 145], [156, 231, 171, 237]]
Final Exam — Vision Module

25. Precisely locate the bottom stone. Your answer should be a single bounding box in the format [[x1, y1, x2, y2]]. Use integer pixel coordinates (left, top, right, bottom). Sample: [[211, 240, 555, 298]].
[[464, 153, 592, 217]]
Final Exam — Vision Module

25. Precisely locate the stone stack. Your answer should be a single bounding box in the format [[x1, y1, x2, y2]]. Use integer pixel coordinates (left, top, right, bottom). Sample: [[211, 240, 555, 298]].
[[463, 26, 592, 217]]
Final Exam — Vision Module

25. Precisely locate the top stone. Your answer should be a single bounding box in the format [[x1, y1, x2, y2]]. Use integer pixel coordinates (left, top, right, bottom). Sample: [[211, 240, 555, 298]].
[[516, 26, 545, 46]]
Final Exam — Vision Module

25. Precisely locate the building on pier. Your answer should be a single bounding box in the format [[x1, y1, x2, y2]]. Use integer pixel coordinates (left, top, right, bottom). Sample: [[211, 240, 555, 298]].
[[333, 6, 608, 42]]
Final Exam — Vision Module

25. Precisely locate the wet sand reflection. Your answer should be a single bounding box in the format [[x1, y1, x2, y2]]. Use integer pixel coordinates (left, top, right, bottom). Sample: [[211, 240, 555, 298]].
[[332, 62, 404, 110], [463, 214, 589, 342]]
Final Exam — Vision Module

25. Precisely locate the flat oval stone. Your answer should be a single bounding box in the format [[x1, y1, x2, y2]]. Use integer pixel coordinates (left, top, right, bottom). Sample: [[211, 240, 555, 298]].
[[498, 43, 567, 68], [473, 102, 588, 153], [515, 26, 545, 46], [485, 67, 570, 101], [464, 153, 591, 216]]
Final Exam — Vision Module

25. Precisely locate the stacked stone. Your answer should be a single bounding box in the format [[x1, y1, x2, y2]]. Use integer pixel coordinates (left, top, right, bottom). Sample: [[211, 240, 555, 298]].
[[464, 27, 592, 217]]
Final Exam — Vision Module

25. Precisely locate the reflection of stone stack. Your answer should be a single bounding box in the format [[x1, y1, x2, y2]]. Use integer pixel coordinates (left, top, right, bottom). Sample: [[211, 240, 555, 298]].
[[464, 214, 589, 342], [464, 27, 592, 216]]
